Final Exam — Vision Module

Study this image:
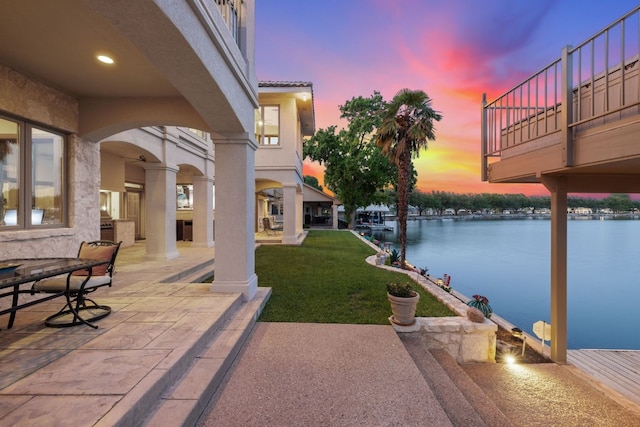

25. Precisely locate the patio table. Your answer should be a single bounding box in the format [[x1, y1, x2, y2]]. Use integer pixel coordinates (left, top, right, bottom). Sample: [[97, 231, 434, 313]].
[[0, 258, 109, 329]]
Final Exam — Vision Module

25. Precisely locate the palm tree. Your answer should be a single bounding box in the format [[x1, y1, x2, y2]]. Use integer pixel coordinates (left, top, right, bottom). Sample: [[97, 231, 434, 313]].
[[375, 89, 441, 267]]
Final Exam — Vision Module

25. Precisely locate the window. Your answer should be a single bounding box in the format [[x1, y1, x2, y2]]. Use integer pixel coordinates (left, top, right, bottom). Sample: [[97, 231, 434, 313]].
[[255, 106, 280, 146], [177, 184, 193, 210], [0, 115, 65, 228], [187, 128, 208, 139]]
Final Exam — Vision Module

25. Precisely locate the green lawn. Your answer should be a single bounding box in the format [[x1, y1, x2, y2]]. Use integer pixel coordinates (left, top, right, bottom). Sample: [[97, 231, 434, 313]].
[[256, 230, 455, 324]]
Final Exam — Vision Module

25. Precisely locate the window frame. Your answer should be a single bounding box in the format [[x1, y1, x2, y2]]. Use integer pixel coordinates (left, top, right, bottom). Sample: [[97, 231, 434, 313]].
[[255, 105, 280, 146], [0, 113, 67, 230]]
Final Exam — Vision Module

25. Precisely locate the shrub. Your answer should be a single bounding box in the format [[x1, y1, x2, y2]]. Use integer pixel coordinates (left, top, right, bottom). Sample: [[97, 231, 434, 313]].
[[389, 249, 400, 263], [386, 282, 414, 298]]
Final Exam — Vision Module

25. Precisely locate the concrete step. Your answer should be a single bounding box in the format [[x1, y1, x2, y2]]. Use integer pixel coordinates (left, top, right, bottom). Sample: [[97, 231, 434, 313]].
[[142, 288, 271, 427], [399, 333, 513, 427], [160, 259, 215, 283], [430, 349, 514, 427], [92, 292, 245, 427]]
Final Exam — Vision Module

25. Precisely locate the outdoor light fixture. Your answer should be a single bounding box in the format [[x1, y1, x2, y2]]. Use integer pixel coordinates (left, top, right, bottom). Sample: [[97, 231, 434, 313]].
[[510, 327, 527, 357], [97, 54, 115, 65], [505, 355, 516, 364]]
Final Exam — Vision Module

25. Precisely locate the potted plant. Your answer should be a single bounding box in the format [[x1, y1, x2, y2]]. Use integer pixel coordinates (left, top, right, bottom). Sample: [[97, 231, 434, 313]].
[[436, 273, 451, 293], [389, 249, 401, 267], [467, 294, 493, 318], [387, 282, 420, 326]]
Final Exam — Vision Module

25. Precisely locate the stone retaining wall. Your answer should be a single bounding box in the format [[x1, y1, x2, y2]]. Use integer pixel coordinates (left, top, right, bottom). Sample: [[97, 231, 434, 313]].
[[358, 232, 496, 363]]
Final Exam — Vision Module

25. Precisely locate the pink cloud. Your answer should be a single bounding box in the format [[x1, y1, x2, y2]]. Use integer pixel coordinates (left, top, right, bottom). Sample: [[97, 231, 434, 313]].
[[259, 0, 636, 197]]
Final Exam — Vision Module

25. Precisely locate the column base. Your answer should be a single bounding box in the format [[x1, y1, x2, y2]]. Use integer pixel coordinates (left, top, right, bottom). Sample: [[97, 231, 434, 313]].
[[210, 273, 258, 301], [144, 251, 180, 261], [190, 241, 215, 248]]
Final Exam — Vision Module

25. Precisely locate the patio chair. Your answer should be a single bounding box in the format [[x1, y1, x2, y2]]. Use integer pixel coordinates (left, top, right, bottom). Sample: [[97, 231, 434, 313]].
[[262, 217, 282, 235], [32, 240, 122, 328], [262, 217, 273, 235]]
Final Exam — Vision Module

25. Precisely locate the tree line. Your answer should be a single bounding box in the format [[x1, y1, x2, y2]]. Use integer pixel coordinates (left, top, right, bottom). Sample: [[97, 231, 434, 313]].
[[304, 176, 639, 215], [402, 191, 640, 215]]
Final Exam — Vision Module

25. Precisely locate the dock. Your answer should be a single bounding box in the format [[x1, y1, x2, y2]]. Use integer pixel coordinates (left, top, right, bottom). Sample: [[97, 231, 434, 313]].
[[568, 349, 640, 407]]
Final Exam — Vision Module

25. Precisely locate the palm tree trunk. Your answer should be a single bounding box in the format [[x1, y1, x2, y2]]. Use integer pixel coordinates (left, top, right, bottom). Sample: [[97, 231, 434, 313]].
[[397, 150, 412, 267]]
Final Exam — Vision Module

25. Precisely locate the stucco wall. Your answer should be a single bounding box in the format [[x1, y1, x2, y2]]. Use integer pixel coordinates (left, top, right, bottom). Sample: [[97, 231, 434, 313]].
[[0, 65, 78, 133], [0, 66, 99, 258]]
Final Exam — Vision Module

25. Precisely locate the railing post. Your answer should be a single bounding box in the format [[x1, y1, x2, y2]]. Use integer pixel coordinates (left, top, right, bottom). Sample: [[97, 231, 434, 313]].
[[481, 93, 488, 181], [560, 45, 573, 166]]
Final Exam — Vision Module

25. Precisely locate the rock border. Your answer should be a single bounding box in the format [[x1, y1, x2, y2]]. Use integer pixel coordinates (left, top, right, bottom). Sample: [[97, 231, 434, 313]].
[[355, 231, 497, 363]]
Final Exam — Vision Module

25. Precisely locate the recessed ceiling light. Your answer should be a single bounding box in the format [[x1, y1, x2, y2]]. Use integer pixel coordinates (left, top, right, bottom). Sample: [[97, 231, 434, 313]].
[[97, 55, 114, 65]]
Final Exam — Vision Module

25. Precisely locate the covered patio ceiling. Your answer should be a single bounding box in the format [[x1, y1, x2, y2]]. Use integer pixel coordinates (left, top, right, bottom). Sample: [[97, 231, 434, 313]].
[[1, 1, 178, 99]]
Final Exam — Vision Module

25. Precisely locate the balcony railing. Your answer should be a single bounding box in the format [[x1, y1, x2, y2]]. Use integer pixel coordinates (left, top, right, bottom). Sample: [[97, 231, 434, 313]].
[[482, 6, 640, 180], [216, 0, 241, 45]]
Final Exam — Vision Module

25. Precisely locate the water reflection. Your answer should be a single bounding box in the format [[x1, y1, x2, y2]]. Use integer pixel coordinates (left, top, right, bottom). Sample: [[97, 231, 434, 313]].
[[366, 218, 640, 350]]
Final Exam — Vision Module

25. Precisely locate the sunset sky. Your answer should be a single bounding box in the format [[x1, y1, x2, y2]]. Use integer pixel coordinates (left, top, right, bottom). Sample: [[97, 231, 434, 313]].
[[255, 1, 638, 196]]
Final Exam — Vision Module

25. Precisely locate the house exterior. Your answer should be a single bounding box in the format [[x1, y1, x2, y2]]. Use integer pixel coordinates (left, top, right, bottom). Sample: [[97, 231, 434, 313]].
[[572, 207, 593, 215], [302, 184, 340, 228], [255, 81, 315, 244], [480, 7, 640, 361], [0, 1, 260, 301]]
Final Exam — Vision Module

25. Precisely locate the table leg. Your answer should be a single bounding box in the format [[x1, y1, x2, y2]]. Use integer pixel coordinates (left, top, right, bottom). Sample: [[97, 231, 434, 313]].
[[7, 284, 19, 329]]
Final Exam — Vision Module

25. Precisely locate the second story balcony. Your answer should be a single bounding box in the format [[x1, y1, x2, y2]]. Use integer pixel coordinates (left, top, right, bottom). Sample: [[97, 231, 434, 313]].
[[481, 7, 640, 193]]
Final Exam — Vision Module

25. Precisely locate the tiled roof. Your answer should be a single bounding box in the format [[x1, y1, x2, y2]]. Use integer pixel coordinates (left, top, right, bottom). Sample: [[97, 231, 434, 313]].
[[258, 81, 315, 135], [258, 81, 313, 88]]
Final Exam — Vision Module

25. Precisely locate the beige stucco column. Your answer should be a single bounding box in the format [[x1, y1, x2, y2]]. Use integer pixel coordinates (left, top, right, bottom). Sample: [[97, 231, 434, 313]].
[[211, 136, 258, 301], [332, 203, 339, 229], [543, 176, 568, 363], [191, 175, 214, 248], [144, 163, 179, 261], [296, 190, 303, 236], [281, 184, 298, 244]]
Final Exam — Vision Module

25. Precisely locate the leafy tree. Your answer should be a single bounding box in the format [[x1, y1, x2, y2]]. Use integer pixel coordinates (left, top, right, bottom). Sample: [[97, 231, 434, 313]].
[[504, 193, 528, 212], [373, 191, 636, 215], [382, 188, 397, 211], [529, 196, 550, 212], [375, 89, 441, 266], [304, 93, 396, 227], [604, 193, 633, 213], [426, 191, 444, 214], [303, 175, 323, 191], [409, 190, 430, 216], [451, 193, 470, 214]]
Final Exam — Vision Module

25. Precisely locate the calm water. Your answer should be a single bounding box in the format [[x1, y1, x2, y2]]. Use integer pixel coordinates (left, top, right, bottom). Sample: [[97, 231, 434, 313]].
[[371, 218, 640, 350]]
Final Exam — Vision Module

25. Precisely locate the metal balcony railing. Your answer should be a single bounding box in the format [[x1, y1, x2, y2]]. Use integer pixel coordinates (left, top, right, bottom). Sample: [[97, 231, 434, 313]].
[[481, 6, 640, 180]]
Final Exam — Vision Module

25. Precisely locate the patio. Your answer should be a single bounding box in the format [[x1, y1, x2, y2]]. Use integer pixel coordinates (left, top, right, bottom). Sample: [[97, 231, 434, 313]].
[[1, 240, 639, 426], [0, 241, 269, 426]]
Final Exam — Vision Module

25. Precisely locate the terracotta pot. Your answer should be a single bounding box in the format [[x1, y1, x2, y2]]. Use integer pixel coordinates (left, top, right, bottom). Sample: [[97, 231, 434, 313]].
[[387, 291, 420, 326]]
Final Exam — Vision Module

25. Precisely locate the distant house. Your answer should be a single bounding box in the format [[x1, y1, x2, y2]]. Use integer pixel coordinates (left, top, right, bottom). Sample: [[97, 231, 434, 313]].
[[573, 207, 593, 215], [255, 81, 315, 244], [302, 184, 340, 228]]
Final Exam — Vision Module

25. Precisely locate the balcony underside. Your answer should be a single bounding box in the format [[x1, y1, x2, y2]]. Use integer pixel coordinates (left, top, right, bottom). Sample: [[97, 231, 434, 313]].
[[487, 115, 640, 192]]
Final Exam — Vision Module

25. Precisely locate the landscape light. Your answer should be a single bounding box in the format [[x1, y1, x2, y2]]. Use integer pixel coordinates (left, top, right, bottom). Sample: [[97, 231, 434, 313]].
[[505, 355, 516, 364]]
